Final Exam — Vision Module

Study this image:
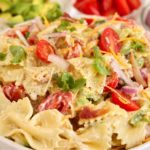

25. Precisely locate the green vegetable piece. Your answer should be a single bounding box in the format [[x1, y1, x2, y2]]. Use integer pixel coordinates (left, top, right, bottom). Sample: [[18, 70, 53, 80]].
[[0, 13, 12, 20], [57, 72, 86, 91], [79, 19, 84, 24], [131, 41, 145, 52], [0, 53, 6, 61], [55, 20, 76, 32], [24, 32, 30, 39], [57, 72, 74, 91], [129, 110, 150, 126], [70, 78, 86, 90], [55, 20, 71, 32], [9, 45, 26, 64], [121, 41, 132, 55], [136, 57, 144, 68], [94, 20, 106, 26], [76, 98, 89, 107], [46, 3, 62, 21], [10, 2, 32, 17], [93, 59, 109, 75], [93, 46, 109, 75], [121, 41, 146, 55], [0, 0, 11, 12], [8, 15, 24, 26]]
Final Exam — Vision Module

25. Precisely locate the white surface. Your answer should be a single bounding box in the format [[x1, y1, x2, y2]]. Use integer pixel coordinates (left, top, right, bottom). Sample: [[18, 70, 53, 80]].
[[0, 137, 31, 150]]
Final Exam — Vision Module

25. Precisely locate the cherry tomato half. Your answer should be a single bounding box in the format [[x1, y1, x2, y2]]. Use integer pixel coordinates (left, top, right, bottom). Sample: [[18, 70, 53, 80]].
[[37, 91, 73, 114], [114, 0, 131, 16], [36, 39, 54, 63], [104, 72, 119, 92], [3, 83, 26, 102], [111, 90, 140, 111], [99, 27, 121, 53], [27, 34, 38, 45], [99, 0, 116, 16], [126, 0, 141, 11], [74, 0, 100, 15]]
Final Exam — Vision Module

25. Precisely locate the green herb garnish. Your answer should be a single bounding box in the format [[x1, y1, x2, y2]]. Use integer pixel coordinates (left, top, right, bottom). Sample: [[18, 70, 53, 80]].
[[93, 46, 109, 75], [55, 20, 76, 32], [46, 3, 62, 21], [0, 52, 7, 61], [79, 18, 84, 24], [131, 41, 145, 52], [24, 31, 30, 39], [94, 20, 106, 26], [57, 72, 86, 91], [9, 45, 26, 64]]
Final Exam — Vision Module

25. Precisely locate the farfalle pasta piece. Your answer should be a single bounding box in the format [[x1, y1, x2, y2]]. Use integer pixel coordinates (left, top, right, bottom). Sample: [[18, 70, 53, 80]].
[[0, 86, 11, 112], [30, 109, 72, 129], [5, 118, 62, 150], [78, 121, 112, 150], [0, 98, 75, 150], [0, 97, 33, 136], [23, 64, 61, 100], [79, 101, 128, 126], [0, 66, 24, 84], [113, 116, 146, 149], [0, 36, 26, 66], [68, 57, 106, 95]]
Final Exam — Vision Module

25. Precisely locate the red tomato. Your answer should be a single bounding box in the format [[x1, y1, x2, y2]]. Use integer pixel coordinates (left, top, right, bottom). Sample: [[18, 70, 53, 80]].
[[111, 90, 140, 111], [99, 28, 121, 53], [100, 7, 116, 16], [114, 0, 131, 16], [36, 40, 54, 63], [37, 91, 73, 114], [67, 42, 83, 59], [126, 0, 141, 10], [101, 0, 113, 12], [27, 34, 38, 45], [98, 0, 116, 16], [74, 0, 100, 15], [85, 18, 94, 25], [3, 83, 26, 102], [104, 72, 119, 92]]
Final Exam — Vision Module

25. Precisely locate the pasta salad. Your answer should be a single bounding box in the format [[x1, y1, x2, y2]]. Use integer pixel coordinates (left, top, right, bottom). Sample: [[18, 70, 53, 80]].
[[0, 14, 150, 150]]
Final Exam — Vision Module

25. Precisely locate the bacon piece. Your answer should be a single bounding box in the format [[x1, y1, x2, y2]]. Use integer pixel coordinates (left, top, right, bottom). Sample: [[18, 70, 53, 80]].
[[79, 106, 109, 119]]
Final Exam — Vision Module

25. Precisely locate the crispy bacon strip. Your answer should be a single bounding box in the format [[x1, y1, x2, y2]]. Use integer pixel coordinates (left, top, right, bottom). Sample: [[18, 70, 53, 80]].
[[79, 106, 109, 119]]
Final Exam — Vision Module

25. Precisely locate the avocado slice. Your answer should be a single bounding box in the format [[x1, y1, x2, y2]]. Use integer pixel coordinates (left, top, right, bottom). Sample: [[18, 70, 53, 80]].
[[8, 15, 24, 26], [0, 0, 11, 11], [0, 13, 11, 20]]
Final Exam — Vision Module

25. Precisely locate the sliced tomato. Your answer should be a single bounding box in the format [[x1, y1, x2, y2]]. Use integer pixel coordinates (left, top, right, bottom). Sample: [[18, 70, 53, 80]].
[[74, 0, 100, 15], [3, 83, 26, 102], [101, 0, 113, 12], [37, 91, 73, 114], [104, 72, 119, 92], [100, 7, 116, 16], [85, 18, 94, 25], [126, 0, 141, 10], [98, 0, 116, 16], [67, 42, 83, 59], [99, 28, 121, 53], [36, 39, 54, 63], [111, 90, 140, 111], [27, 34, 38, 45], [114, 0, 131, 16]]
